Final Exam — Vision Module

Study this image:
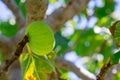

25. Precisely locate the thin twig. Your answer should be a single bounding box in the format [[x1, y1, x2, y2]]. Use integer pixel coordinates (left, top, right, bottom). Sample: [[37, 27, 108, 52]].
[[96, 59, 114, 80], [0, 36, 28, 74]]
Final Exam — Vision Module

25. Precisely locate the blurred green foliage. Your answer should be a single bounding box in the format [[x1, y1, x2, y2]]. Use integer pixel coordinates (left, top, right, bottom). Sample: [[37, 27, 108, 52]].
[[95, 0, 115, 19], [15, 0, 26, 17], [0, 21, 18, 37], [72, 29, 104, 56], [55, 31, 69, 55]]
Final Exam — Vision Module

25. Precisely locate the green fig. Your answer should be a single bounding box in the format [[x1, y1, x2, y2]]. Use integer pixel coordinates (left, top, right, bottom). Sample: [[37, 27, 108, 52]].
[[26, 21, 55, 55]]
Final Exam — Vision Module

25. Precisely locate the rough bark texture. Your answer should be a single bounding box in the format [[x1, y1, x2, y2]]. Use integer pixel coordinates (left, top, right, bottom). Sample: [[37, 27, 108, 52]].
[[26, 0, 48, 24]]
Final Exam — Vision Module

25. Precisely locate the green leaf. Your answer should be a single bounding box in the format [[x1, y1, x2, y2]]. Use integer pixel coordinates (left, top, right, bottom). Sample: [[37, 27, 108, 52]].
[[33, 54, 55, 73], [25, 61, 36, 80], [110, 21, 120, 47], [26, 21, 55, 55], [32, 54, 55, 80], [20, 53, 32, 80], [114, 23, 120, 46], [33, 70, 47, 80], [111, 51, 120, 64], [20, 53, 55, 80]]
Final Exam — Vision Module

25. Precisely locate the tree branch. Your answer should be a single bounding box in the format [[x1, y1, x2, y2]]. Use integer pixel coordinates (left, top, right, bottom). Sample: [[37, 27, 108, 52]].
[[96, 50, 120, 80], [2, 0, 26, 29], [46, 0, 89, 32], [96, 59, 114, 80], [26, 0, 48, 24], [55, 57, 96, 80], [0, 36, 28, 74]]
